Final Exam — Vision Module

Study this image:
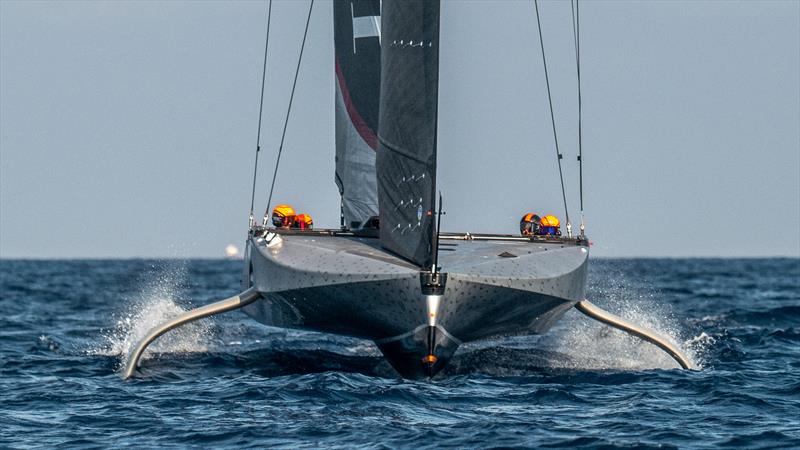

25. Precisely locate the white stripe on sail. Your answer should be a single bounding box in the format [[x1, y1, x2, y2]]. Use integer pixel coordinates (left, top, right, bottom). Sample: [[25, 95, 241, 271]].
[[351, 3, 380, 53], [353, 16, 380, 39]]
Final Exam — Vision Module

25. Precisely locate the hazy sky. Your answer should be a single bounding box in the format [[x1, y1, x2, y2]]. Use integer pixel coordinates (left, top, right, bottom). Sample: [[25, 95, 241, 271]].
[[1, 0, 798, 258]]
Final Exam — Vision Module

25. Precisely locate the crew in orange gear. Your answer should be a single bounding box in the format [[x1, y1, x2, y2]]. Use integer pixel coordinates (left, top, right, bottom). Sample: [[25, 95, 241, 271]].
[[520, 213, 541, 236], [292, 213, 314, 230], [539, 215, 561, 236], [271, 204, 295, 228]]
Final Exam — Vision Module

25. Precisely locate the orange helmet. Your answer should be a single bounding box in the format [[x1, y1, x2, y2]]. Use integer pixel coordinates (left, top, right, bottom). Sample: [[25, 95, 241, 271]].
[[292, 213, 314, 230], [541, 215, 560, 227], [271, 204, 295, 228], [520, 213, 541, 236]]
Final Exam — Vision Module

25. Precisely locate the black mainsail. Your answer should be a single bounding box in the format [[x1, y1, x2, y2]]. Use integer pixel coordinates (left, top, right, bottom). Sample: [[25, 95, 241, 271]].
[[333, 0, 382, 230], [376, 0, 441, 268]]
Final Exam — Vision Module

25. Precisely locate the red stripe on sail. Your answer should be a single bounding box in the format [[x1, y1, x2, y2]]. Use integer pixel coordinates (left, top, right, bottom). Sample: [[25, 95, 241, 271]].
[[335, 56, 378, 150]]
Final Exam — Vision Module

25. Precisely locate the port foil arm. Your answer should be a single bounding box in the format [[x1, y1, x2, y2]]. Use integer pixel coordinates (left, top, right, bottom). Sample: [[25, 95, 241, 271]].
[[575, 299, 695, 370], [123, 287, 260, 379]]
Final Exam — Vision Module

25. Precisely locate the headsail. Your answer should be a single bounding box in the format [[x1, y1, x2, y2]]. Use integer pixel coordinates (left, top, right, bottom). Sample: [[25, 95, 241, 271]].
[[376, 0, 441, 268], [334, 0, 382, 230]]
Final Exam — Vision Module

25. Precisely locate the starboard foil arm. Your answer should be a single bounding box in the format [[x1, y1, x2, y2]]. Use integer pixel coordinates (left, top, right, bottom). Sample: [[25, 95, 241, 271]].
[[122, 288, 260, 379], [575, 300, 695, 370]]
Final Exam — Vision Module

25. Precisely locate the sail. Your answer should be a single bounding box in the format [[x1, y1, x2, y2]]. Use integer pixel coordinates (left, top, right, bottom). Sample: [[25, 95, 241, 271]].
[[334, 0, 382, 230], [376, 0, 441, 268]]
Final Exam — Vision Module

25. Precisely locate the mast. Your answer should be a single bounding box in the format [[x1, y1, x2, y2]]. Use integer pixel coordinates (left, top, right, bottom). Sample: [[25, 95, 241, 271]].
[[376, 0, 442, 269], [333, 0, 382, 230]]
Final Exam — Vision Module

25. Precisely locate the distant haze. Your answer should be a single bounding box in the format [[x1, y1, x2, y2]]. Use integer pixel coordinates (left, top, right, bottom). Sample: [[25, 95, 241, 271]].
[[1, 1, 798, 258]]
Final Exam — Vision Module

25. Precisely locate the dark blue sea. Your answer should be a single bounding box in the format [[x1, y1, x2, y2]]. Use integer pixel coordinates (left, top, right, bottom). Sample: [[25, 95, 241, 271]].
[[1, 258, 798, 448]]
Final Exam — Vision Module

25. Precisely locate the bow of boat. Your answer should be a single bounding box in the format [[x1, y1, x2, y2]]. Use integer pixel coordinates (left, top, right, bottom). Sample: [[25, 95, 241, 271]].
[[242, 230, 589, 378]]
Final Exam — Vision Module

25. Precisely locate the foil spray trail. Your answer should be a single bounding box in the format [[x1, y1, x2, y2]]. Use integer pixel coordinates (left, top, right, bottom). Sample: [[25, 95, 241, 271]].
[[94, 262, 214, 370], [545, 286, 709, 371]]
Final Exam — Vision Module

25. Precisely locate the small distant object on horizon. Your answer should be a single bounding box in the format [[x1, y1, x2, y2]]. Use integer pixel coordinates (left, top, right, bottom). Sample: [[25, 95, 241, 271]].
[[224, 244, 241, 259]]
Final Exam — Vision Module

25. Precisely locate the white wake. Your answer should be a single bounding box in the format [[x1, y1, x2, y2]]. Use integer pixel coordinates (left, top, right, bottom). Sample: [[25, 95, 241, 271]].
[[90, 263, 214, 369]]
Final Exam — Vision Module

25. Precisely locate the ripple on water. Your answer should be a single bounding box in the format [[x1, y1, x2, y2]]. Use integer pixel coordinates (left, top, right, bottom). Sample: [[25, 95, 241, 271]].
[[0, 258, 798, 449]]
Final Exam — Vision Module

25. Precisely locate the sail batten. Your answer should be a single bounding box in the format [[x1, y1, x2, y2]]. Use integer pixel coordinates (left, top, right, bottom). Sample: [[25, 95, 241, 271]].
[[377, 0, 441, 268]]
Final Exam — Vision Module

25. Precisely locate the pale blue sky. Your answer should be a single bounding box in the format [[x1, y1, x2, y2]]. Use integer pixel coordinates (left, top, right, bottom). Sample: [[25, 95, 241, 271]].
[[1, 0, 798, 258]]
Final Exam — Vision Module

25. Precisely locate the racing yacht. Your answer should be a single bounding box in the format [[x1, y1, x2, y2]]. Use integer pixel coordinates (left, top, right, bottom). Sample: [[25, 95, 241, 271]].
[[124, 0, 692, 380]]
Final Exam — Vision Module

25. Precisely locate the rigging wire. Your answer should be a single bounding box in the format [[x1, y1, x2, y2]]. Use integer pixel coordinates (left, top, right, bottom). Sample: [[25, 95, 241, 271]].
[[533, 0, 571, 232], [571, 0, 585, 236], [248, 0, 273, 229], [262, 0, 315, 226]]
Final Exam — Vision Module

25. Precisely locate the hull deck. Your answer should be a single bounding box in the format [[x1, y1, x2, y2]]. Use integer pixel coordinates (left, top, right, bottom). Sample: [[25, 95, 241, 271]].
[[242, 229, 589, 378]]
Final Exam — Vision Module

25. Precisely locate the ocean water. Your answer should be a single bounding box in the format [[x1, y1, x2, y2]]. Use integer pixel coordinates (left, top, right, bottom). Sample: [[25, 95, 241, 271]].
[[1, 258, 798, 448]]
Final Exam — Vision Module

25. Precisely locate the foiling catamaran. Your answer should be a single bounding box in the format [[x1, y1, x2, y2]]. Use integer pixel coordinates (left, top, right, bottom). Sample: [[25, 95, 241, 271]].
[[124, 0, 692, 379]]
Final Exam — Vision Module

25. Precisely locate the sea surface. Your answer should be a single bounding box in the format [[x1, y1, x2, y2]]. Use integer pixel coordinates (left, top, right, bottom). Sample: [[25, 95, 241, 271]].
[[1, 258, 798, 448]]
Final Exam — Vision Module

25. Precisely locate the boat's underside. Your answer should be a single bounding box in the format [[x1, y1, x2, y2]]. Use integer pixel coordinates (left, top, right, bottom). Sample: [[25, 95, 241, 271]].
[[241, 229, 589, 378]]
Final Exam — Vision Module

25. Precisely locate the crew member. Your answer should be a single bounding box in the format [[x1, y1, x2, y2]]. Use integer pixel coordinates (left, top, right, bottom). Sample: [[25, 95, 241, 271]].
[[271, 204, 295, 228], [292, 213, 314, 230], [520, 213, 541, 236], [540, 215, 561, 236]]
